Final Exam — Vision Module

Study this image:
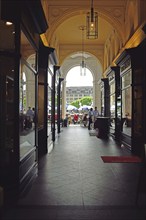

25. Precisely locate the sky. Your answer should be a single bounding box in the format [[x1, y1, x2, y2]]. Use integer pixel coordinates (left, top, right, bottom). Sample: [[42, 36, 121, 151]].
[[66, 66, 93, 87]]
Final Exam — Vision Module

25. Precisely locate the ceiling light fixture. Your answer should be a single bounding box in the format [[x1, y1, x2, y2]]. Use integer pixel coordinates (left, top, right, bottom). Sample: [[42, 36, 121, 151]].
[[86, 0, 98, 39], [79, 25, 86, 76], [6, 21, 13, 26]]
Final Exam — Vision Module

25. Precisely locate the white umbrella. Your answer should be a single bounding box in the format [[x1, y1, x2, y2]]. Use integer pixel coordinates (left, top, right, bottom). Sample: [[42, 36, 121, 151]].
[[66, 105, 78, 111], [79, 105, 92, 111], [78, 106, 83, 111]]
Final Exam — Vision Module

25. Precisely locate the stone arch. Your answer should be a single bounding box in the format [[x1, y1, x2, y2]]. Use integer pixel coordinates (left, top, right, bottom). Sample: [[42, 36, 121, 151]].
[[65, 65, 93, 88], [60, 52, 102, 81], [59, 46, 104, 68], [60, 51, 102, 116], [47, 8, 124, 45]]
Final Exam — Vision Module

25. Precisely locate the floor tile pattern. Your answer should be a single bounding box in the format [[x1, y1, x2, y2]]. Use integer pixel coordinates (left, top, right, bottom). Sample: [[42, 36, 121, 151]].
[[2, 125, 146, 219]]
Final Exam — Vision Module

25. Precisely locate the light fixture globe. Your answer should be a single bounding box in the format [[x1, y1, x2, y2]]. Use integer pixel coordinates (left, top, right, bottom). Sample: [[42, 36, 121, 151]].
[[86, 0, 98, 39], [79, 25, 86, 76]]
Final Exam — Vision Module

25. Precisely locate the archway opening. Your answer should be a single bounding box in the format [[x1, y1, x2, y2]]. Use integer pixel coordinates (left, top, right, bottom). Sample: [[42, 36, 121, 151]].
[[66, 65, 93, 109], [66, 66, 93, 87]]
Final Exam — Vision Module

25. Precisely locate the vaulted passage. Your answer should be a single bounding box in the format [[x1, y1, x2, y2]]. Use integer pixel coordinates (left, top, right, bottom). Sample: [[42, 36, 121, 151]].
[[0, 1, 146, 219]]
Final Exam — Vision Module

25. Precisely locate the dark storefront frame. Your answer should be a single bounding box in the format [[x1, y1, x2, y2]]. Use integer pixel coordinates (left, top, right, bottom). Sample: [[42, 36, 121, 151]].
[[115, 41, 146, 157], [107, 66, 121, 141], [0, 0, 48, 203]]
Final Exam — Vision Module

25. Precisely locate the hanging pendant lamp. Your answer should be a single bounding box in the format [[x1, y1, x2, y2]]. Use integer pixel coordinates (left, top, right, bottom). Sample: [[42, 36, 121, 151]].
[[86, 0, 98, 39], [79, 25, 86, 76]]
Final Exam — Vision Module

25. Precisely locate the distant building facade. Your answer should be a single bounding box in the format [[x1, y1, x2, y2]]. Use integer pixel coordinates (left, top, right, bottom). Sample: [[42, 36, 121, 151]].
[[66, 86, 93, 104]]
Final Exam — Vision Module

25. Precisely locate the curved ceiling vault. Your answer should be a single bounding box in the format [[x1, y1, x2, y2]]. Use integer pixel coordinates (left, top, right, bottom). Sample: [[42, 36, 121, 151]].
[[55, 14, 113, 78], [43, 0, 126, 75]]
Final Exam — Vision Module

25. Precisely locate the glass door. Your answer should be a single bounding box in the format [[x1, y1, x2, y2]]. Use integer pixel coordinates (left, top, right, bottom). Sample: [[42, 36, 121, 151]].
[[47, 68, 52, 137], [121, 70, 132, 136], [101, 86, 104, 116], [109, 82, 115, 130], [19, 29, 37, 182]]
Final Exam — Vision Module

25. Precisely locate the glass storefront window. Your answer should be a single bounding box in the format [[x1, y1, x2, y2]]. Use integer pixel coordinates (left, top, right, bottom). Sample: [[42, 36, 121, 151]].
[[110, 94, 115, 128], [117, 96, 121, 118], [121, 70, 132, 136], [48, 71, 52, 87], [122, 71, 131, 88], [110, 83, 115, 94], [19, 30, 36, 160], [38, 83, 44, 128], [47, 70, 52, 134], [101, 87, 104, 116], [109, 80, 115, 128]]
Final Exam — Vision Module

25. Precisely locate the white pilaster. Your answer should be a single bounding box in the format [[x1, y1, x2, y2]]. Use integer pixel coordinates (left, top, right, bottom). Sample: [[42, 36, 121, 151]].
[[93, 80, 101, 112], [62, 80, 66, 119]]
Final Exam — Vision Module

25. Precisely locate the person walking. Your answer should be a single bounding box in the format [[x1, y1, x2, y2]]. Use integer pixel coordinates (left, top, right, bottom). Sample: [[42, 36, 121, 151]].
[[93, 106, 99, 122], [88, 108, 94, 130]]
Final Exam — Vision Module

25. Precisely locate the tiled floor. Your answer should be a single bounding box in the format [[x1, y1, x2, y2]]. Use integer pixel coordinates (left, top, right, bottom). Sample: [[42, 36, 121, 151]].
[[2, 125, 146, 219]]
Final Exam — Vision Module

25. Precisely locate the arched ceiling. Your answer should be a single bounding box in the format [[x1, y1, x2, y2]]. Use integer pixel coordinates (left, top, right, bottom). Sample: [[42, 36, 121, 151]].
[[55, 14, 112, 45], [54, 14, 113, 70], [41, 0, 127, 71], [43, 0, 126, 44]]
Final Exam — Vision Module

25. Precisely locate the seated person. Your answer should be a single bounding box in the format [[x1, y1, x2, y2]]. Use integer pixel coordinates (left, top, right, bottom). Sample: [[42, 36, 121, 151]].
[[82, 114, 88, 127], [73, 114, 78, 124]]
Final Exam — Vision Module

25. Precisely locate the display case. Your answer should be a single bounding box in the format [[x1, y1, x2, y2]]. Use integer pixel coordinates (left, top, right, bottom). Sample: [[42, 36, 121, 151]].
[[100, 78, 110, 117], [47, 67, 52, 144], [49, 52, 58, 142], [100, 80, 104, 116], [0, 0, 48, 202], [107, 66, 121, 141], [116, 45, 145, 156]]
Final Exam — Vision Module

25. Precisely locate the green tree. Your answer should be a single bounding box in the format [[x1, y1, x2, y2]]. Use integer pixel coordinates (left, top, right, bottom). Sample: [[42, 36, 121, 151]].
[[70, 96, 93, 108], [80, 96, 92, 106], [70, 99, 80, 108]]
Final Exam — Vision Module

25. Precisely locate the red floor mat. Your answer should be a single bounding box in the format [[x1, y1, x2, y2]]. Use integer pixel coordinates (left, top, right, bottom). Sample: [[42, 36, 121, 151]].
[[101, 155, 142, 163]]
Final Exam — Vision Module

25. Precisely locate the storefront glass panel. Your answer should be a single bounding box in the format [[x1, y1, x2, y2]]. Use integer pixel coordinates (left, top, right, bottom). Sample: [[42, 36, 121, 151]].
[[109, 82, 115, 128], [19, 30, 36, 161], [121, 71, 132, 136], [101, 88, 104, 116], [48, 70, 52, 134], [110, 94, 115, 128]]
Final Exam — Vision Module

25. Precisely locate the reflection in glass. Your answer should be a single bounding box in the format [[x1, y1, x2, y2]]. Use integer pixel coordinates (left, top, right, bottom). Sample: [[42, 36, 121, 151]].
[[121, 71, 132, 136], [110, 94, 115, 128], [19, 63, 35, 160], [38, 84, 44, 128], [101, 88, 104, 116], [109, 80, 115, 129], [19, 30, 36, 160], [117, 96, 121, 118], [48, 71, 52, 134]]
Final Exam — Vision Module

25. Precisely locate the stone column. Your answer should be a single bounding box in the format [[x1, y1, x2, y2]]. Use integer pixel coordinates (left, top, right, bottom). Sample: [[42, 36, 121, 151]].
[[61, 80, 66, 119], [93, 80, 101, 112]]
